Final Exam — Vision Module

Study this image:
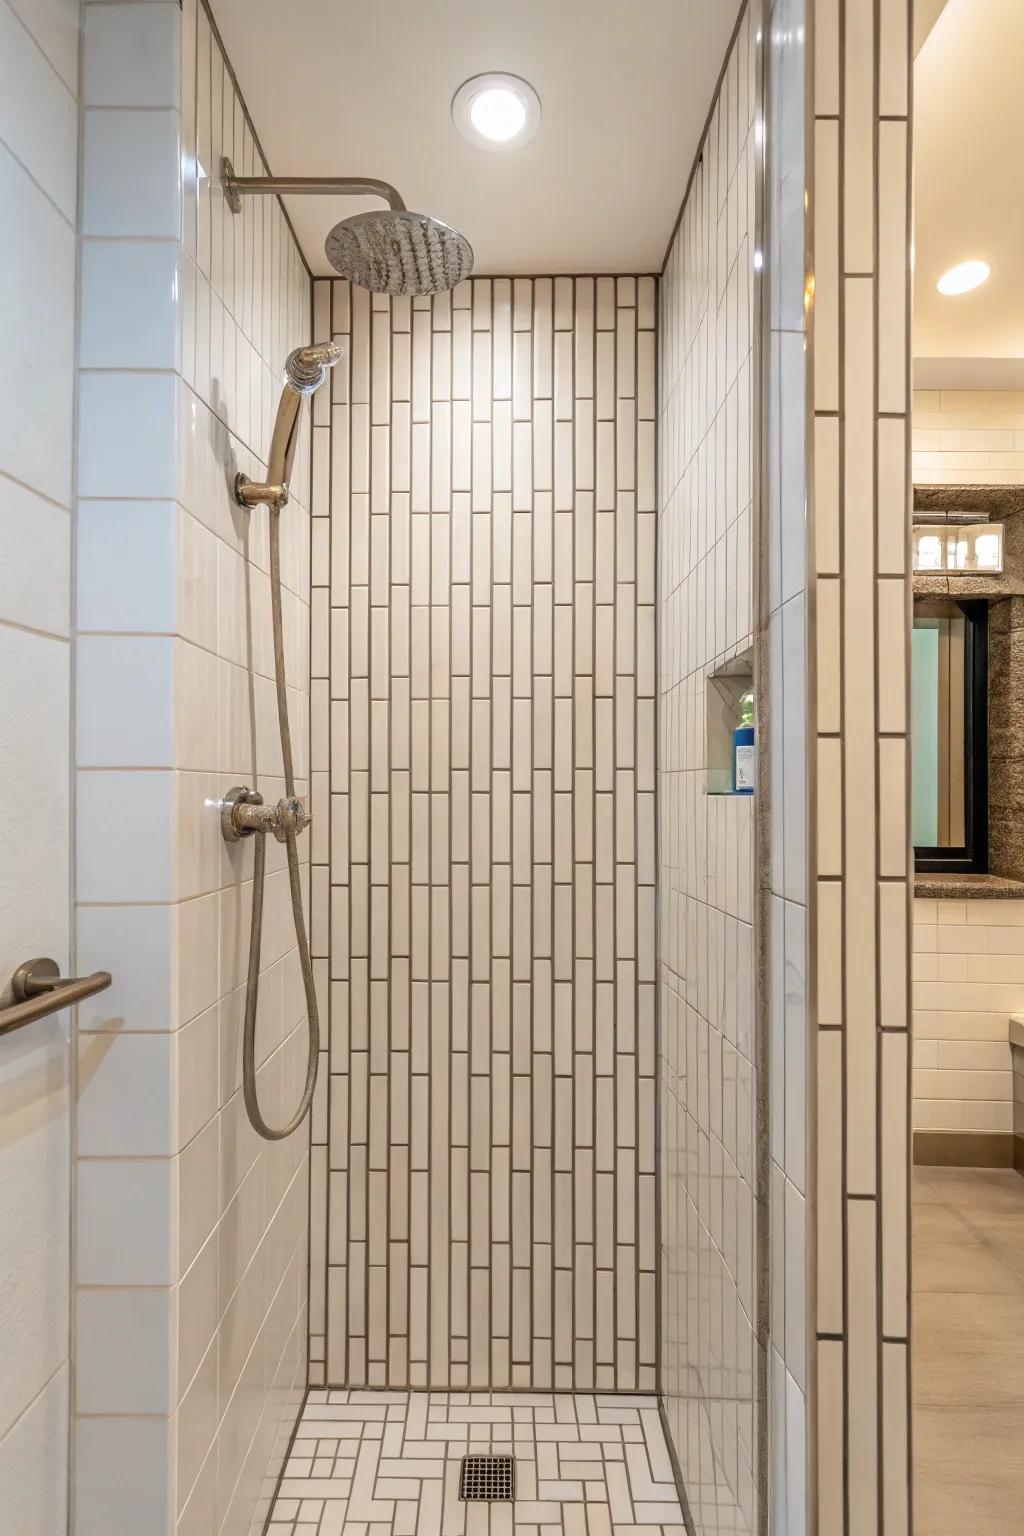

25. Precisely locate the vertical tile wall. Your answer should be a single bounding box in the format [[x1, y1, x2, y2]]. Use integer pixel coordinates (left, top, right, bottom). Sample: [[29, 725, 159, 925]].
[[811, 0, 913, 1531], [764, 0, 810, 1531], [657, 9, 760, 1531], [74, 4, 312, 1532], [0, 0, 78, 1531], [308, 274, 658, 1390]]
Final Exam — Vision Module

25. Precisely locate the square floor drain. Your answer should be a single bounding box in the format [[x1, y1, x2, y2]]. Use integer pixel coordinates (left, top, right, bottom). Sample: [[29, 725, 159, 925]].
[[459, 1454, 515, 1502]]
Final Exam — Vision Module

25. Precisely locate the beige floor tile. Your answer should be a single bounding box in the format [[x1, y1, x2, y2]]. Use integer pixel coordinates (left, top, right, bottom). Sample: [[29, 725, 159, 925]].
[[912, 1202, 1021, 1294], [918, 1168, 1024, 1218], [915, 1404, 1024, 1536], [914, 1290, 1024, 1406], [960, 1212, 1024, 1282]]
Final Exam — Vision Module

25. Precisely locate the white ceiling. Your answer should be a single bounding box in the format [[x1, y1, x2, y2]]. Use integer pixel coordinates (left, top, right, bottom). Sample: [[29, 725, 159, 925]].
[[913, 0, 1024, 384], [913, 0, 950, 54], [209, 0, 743, 277]]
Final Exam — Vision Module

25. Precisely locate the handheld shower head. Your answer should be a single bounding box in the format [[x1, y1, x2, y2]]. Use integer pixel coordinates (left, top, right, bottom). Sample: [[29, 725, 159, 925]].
[[284, 341, 345, 394], [235, 341, 346, 511], [325, 210, 474, 296]]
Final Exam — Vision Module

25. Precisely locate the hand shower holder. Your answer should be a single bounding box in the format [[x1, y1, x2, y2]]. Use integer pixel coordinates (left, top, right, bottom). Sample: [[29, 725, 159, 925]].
[[234, 473, 289, 510], [222, 785, 311, 844]]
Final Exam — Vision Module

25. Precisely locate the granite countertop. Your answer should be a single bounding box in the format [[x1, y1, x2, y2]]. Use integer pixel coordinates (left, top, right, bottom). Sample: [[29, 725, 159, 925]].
[[914, 872, 1024, 900]]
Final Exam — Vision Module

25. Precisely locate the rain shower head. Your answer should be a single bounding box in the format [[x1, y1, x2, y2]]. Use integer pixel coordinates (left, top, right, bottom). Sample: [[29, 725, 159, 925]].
[[221, 160, 474, 297], [324, 210, 474, 296]]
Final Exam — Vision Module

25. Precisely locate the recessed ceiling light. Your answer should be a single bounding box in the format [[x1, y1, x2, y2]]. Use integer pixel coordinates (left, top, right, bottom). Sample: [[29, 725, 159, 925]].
[[936, 259, 991, 296], [452, 73, 541, 151]]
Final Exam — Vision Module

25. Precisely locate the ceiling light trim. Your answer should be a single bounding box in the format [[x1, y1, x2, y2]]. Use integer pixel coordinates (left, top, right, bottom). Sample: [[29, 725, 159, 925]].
[[452, 72, 541, 151]]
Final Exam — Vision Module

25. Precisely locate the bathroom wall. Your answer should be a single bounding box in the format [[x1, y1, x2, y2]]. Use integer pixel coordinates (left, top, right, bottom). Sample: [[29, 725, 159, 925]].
[[308, 273, 658, 1390], [912, 896, 1021, 1135], [913, 389, 1024, 485], [909, 391, 1024, 1140], [657, 8, 759, 1528], [811, 0, 913, 1530], [74, 3, 312, 1532], [0, 0, 79, 1530]]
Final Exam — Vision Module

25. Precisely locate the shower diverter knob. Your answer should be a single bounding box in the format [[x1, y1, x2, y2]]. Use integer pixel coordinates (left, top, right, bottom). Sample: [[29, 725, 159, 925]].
[[273, 796, 311, 842]]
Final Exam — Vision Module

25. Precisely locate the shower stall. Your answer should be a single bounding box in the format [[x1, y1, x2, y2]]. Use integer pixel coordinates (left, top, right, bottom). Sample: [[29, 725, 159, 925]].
[[0, 1, 915, 1534]]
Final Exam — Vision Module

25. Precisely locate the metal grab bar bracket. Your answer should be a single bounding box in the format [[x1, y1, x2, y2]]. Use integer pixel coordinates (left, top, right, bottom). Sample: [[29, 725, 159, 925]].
[[1, 957, 112, 1036]]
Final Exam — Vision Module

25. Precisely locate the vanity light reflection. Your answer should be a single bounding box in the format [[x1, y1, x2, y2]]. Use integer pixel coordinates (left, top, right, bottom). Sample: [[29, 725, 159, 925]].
[[911, 523, 1004, 574]]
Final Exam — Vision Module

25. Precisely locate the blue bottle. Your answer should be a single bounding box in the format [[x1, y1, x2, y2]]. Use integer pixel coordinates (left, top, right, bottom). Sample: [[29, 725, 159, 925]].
[[733, 691, 756, 794]]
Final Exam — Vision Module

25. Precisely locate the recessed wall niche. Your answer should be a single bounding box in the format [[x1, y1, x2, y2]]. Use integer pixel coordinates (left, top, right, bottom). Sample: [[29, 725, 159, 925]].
[[706, 647, 756, 795]]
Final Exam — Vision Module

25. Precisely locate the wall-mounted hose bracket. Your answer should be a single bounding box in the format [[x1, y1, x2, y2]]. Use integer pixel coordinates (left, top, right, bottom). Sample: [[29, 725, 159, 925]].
[[234, 472, 288, 510]]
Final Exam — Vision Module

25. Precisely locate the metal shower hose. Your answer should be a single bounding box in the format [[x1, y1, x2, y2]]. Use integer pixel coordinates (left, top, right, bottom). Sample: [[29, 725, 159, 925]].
[[242, 504, 319, 1140]]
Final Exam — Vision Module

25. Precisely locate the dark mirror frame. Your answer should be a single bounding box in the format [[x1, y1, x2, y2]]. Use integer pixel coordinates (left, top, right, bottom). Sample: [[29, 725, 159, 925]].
[[914, 597, 989, 875]]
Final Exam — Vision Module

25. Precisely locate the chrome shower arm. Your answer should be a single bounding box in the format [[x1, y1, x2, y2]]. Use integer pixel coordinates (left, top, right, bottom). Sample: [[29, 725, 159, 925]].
[[222, 158, 406, 214]]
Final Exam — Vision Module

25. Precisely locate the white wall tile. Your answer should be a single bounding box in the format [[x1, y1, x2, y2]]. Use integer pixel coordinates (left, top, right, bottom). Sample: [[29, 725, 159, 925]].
[[82, 107, 181, 237], [74, 1416, 173, 1536], [83, 0, 180, 109], [0, 0, 77, 220], [76, 770, 175, 903], [78, 1032, 175, 1156], [73, 14, 313, 1535], [77, 1158, 177, 1286], [77, 372, 179, 498], [0, 146, 76, 508], [657, 9, 761, 1518], [79, 239, 181, 370], [74, 1287, 175, 1414], [0, 3, 77, 1521], [76, 635, 176, 766]]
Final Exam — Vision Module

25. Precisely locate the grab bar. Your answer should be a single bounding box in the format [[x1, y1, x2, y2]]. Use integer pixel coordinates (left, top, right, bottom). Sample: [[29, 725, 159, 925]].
[[0, 957, 112, 1036]]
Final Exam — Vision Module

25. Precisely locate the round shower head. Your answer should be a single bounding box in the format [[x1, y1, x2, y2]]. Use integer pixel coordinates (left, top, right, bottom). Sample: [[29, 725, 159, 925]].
[[325, 210, 474, 296]]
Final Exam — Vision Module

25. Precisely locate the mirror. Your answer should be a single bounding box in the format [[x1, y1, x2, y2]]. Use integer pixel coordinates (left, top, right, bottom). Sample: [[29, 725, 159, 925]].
[[911, 595, 987, 872], [911, 602, 967, 848]]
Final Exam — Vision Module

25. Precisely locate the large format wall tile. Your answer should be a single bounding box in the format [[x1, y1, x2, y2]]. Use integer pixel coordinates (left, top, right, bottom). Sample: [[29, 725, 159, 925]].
[[0, 1, 77, 1530], [310, 273, 658, 1392], [74, 3, 312, 1532]]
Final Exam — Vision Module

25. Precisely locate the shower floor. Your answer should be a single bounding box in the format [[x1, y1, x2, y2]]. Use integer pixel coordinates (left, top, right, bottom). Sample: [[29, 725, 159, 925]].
[[268, 1391, 687, 1536]]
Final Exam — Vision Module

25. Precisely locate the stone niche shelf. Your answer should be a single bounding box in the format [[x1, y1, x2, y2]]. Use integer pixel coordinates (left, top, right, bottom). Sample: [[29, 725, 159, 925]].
[[914, 873, 1024, 900]]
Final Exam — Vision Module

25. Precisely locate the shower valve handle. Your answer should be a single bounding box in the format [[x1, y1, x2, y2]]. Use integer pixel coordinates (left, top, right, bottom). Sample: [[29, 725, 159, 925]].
[[221, 786, 311, 844]]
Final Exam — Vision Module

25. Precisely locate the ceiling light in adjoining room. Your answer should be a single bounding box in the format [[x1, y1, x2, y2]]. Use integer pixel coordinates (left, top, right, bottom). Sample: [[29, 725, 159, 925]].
[[452, 73, 541, 150], [936, 259, 992, 296]]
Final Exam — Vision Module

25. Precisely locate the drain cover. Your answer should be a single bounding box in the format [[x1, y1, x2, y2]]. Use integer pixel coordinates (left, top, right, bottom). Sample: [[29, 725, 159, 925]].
[[459, 1454, 515, 1502]]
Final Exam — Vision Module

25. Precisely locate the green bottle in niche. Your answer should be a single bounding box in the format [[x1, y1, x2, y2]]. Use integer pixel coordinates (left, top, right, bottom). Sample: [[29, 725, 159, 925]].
[[733, 690, 756, 795]]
